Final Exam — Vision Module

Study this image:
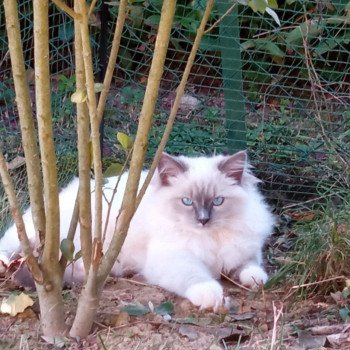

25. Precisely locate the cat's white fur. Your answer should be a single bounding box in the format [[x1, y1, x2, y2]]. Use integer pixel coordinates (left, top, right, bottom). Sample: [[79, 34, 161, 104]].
[[0, 151, 275, 310]]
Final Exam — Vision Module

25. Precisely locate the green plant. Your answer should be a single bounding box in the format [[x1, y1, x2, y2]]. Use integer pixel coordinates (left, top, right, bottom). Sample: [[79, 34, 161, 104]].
[[268, 191, 350, 297]]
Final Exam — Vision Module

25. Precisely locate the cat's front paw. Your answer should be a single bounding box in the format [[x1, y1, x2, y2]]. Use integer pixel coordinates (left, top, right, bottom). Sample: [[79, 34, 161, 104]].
[[239, 265, 268, 289], [185, 280, 223, 310]]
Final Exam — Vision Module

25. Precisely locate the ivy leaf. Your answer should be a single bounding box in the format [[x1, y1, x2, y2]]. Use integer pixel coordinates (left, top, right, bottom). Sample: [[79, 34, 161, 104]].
[[104, 163, 124, 177], [0, 292, 34, 316], [248, 0, 267, 13], [154, 301, 174, 315], [286, 20, 322, 45], [117, 132, 133, 151], [71, 90, 87, 103], [122, 303, 150, 316], [60, 239, 75, 261]]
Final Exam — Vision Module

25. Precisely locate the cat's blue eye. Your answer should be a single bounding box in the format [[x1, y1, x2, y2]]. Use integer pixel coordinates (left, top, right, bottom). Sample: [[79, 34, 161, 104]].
[[181, 197, 193, 206], [213, 196, 224, 206]]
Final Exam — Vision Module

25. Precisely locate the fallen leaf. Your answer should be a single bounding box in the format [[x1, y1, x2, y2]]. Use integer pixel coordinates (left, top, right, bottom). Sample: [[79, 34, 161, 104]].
[[230, 311, 256, 321], [287, 211, 316, 221], [298, 330, 326, 349], [41, 336, 68, 348], [6, 156, 26, 170], [178, 325, 199, 340], [122, 303, 150, 316], [111, 311, 130, 327], [71, 89, 87, 103], [17, 307, 37, 321], [154, 301, 174, 315], [0, 292, 34, 316]]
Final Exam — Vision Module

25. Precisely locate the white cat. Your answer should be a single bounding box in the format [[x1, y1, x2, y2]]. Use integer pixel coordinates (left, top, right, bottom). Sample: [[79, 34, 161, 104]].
[[0, 151, 275, 310]]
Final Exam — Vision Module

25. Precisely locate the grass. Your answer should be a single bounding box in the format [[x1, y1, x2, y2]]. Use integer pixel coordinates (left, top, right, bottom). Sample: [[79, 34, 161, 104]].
[[268, 189, 350, 298]]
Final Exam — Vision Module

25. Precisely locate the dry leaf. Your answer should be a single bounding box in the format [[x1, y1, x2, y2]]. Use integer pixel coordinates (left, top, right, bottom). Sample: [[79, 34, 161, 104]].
[[6, 156, 26, 170], [71, 90, 87, 103], [287, 211, 316, 221], [111, 311, 130, 327], [0, 292, 34, 316]]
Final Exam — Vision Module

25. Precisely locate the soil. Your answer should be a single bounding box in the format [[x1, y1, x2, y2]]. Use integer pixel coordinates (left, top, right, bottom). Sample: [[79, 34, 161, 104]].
[[1, 273, 349, 350]]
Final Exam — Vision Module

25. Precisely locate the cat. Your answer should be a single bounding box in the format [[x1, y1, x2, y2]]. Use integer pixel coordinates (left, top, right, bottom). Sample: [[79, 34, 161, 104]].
[[0, 151, 275, 310]]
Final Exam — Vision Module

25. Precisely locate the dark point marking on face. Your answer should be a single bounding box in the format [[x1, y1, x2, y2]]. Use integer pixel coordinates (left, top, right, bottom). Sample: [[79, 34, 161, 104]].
[[189, 183, 223, 226]]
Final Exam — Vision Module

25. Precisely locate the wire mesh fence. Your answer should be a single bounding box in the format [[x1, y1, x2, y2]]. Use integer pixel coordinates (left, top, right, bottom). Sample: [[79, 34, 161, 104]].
[[0, 0, 349, 233]]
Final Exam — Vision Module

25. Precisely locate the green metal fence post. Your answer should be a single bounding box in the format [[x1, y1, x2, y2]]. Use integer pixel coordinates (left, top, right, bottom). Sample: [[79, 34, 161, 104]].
[[216, 0, 246, 152]]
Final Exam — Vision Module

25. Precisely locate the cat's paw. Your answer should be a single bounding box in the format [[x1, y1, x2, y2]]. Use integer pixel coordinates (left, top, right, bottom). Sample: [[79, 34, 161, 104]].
[[239, 265, 268, 289], [185, 280, 223, 310]]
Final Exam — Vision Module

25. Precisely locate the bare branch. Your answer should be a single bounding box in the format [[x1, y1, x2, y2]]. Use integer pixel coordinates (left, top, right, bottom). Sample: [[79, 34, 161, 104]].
[[3, 0, 45, 240], [78, 0, 103, 248], [75, 0, 92, 273], [33, 0, 60, 266], [97, 0, 128, 124], [136, 0, 215, 207], [0, 151, 43, 283], [52, 0, 81, 20]]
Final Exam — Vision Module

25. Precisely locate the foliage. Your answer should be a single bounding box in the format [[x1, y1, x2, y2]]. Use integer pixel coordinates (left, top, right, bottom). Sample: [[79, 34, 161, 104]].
[[268, 190, 350, 298]]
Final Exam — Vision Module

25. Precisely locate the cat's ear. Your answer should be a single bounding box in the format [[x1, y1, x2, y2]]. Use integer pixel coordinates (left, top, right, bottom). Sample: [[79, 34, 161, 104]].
[[158, 153, 187, 185], [218, 150, 247, 183]]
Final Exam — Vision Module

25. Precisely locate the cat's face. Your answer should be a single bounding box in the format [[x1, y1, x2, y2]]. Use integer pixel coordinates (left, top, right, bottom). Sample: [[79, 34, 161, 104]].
[[155, 151, 257, 231]]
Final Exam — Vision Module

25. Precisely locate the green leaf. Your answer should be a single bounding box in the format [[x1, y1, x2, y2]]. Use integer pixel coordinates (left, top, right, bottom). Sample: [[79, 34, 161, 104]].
[[256, 40, 285, 58], [240, 40, 256, 52], [117, 132, 133, 150], [267, 0, 278, 9], [73, 250, 82, 262], [60, 239, 75, 261], [145, 15, 161, 27], [103, 163, 124, 177], [199, 36, 219, 51], [58, 22, 74, 42], [248, 0, 267, 13], [154, 301, 174, 315], [122, 304, 150, 316], [286, 21, 322, 45], [339, 307, 349, 321], [129, 5, 144, 28], [118, 48, 133, 70]]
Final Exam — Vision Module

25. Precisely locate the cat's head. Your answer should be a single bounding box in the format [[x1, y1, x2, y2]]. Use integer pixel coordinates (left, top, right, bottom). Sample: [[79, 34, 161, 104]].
[[152, 151, 260, 230]]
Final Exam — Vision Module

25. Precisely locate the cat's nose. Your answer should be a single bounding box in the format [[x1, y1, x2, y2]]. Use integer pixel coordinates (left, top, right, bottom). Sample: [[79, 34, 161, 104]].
[[198, 217, 210, 226], [197, 208, 210, 226]]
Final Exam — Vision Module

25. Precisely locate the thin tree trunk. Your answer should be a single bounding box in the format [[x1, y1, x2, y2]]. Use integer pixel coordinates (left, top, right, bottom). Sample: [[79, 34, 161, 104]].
[[3, 0, 45, 241], [74, 0, 92, 275], [33, 0, 66, 335], [96, 0, 128, 123], [136, 0, 215, 205], [69, 0, 177, 337]]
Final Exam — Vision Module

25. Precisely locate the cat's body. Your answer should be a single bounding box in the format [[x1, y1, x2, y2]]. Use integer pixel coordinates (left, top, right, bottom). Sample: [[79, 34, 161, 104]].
[[0, 151, 275, 309]]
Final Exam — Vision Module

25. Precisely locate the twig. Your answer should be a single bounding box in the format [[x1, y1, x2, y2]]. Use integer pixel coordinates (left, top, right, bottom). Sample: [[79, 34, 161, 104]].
[[102, 147, 134, 243], [220, 272, 252, 292], [136, 0, 215, 207], [51, 0, 80, 20], [291, 275, 346, 289], [270, 301, 283, 350], [88, 0, 98, 17], [302, 16, 350, 172], [97, 0, 128, 124], [204, 1, 237, 34], [0, 151, 43, 282]]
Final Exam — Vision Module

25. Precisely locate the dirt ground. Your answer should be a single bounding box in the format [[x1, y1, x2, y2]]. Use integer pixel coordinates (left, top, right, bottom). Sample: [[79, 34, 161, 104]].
[[1, 273, 349, 350]]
